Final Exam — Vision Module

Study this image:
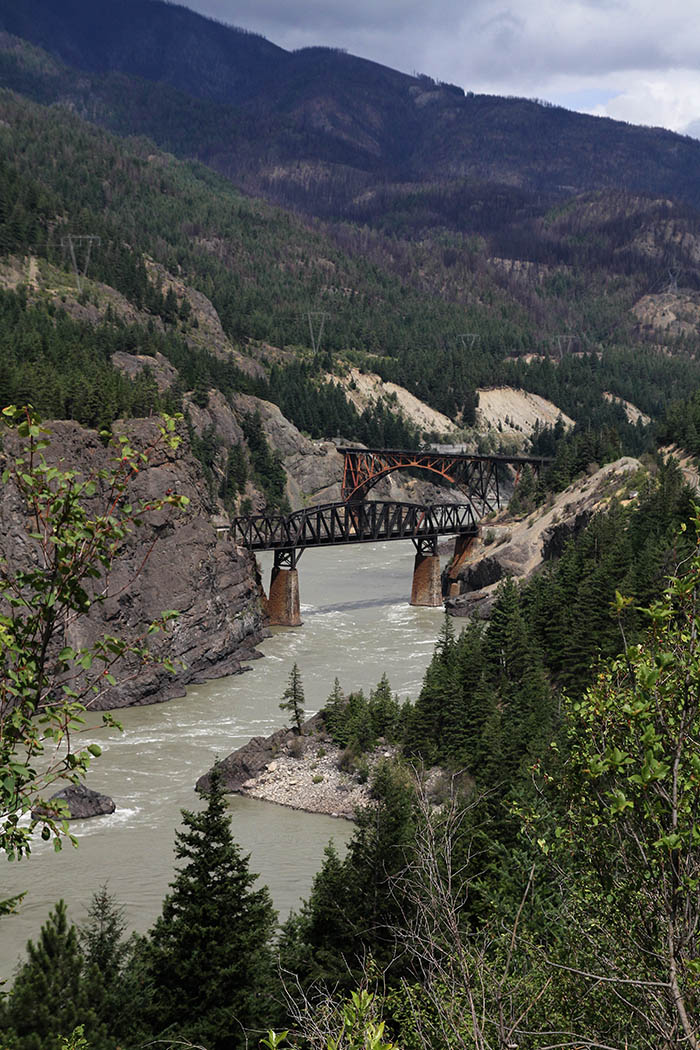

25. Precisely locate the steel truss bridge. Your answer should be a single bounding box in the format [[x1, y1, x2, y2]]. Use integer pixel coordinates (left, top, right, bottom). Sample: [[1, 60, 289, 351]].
[[230, 447, 549, 620], [231, 499, 479, 569], [231, 447, 548, 565]]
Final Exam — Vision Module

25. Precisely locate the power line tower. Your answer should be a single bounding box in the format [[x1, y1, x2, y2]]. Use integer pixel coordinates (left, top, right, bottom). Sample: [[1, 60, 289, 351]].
[[307, 310, 329, 355], [457, 333, 479, 352], [61, 234, 100, 293], [550, 334, 574, 362], [666, 268, 679, 294]]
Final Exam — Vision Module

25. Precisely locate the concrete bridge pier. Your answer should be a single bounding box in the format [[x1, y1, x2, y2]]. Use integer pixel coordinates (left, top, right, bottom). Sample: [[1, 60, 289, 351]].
[[410, 537, 442, 607], [267, 549, 303, 626], [445, 529, 480, 597]]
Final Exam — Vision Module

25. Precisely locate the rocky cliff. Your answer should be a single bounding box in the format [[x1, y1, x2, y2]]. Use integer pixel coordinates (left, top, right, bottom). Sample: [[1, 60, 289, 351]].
[[0, 417, 267, 709], [445, 457, 643, 616]]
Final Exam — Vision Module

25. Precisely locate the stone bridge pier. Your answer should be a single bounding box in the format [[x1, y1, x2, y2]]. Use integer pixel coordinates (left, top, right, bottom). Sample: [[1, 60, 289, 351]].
[[409, 528, 480, 606], [410, 537, 442, 607], [266, 550, 302, 627]]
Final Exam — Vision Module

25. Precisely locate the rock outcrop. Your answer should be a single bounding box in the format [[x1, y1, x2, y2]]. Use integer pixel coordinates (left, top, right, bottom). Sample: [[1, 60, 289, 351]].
[[32, 784, 116, 821], [475, 387, 574, 442], [446, 457, 642, 616], [631, 290, 700, 341], [196, 713, 377, 819], [0, 417, 267, 709]]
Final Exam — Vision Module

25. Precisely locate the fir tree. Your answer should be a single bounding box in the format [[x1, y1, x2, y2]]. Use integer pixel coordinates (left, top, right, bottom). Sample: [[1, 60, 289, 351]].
[[280, 662, 305, 732], [78, 886, 135, 1040], [323, 676, 346, 740], [138, 765, 277, 1050]]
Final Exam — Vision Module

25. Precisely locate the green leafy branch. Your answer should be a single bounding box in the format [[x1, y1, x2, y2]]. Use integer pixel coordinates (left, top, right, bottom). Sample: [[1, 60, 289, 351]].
[[0, 406, 189, 863]]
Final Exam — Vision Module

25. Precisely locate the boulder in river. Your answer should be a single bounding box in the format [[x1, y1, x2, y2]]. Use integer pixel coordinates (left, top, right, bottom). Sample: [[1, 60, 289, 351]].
[[31, 784, 116, 821]]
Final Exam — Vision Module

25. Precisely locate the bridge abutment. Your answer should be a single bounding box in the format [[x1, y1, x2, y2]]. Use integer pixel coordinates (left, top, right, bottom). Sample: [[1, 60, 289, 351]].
[[410, 537, 442, 607], [445, 529, 480, 597]]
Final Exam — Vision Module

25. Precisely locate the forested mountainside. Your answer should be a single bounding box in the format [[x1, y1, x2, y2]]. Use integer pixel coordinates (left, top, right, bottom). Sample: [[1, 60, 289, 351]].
[[4, 82, 700, 474], [3, 0, 700, 221]]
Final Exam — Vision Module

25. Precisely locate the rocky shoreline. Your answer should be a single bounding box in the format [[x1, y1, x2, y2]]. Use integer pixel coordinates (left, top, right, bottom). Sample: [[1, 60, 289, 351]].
[[196, 714, 395, 820]]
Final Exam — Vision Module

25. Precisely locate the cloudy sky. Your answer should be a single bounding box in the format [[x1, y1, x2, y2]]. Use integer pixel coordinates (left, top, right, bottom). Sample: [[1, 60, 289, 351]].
[[179, 0, 700, 136]]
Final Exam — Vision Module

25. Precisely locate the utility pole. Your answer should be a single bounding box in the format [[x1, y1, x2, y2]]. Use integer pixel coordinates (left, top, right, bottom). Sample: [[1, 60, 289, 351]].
[[61, 234, 100, 293]]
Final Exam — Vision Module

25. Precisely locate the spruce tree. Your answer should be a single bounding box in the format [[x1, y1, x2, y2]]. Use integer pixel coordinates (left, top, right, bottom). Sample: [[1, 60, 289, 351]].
[[368, 673, 401, 742], [404, 614, 459, 764], [139, 765, 277, 1050]]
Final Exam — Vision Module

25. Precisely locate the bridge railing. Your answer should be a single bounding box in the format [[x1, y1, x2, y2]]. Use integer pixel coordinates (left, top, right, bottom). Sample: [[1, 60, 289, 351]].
[[231, 500, 477, 552]]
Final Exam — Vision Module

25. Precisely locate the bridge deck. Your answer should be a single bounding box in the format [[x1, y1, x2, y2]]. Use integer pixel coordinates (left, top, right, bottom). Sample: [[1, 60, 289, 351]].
[[231, 500, 477, 552]]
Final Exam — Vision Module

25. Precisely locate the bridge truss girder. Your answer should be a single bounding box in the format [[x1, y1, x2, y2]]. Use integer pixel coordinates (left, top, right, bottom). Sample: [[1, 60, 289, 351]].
[[231, 500, 477, 554]]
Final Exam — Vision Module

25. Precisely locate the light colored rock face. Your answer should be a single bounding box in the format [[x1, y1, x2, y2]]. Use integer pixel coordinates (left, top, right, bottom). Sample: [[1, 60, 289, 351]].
[[329, 368, 459, 437], [142, 258, 265, 378], [0, 254, 265, 381], [631, 291, 700, 340], [111, 351, 179, 394], [0, 419, 267, 710], [632, 222, 700, 265], [475, 387, 574, 440], [231, 392, 458, 509], [183, 389, 245, 447], [446, 457, 643, 617], [602, 392, 651, 426]]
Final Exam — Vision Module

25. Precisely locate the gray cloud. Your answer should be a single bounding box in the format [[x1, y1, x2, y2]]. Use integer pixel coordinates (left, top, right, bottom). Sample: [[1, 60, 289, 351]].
[[177, 0, 700, 132]]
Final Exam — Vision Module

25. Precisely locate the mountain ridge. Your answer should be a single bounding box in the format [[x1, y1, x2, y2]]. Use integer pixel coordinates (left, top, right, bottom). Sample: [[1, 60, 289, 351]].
[[2, 0, 700, 219]]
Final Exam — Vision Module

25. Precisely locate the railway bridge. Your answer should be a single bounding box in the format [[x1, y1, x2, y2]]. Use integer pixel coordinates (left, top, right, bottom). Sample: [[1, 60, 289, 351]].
[[230, 446, 548, 625]]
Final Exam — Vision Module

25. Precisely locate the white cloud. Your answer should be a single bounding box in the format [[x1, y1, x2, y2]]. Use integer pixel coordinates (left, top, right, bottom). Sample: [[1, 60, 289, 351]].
[[587, 70, 700, 134], [180, 0, 700, 132]]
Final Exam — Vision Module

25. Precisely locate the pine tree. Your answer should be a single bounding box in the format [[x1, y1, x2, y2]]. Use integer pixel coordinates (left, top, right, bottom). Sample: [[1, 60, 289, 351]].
[[280, 662, 305, 732], [139, 765, 277, 1050], [1, 901, 107, 1050]]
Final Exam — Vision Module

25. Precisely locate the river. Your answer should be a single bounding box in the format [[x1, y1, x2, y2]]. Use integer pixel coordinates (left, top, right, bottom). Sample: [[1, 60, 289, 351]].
[[1, 540, 448, 978]]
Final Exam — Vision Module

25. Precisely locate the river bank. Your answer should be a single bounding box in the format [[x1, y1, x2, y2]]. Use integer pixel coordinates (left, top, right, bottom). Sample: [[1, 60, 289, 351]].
[[198, 712, 399, 819], [237, 737, 377, 819]]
